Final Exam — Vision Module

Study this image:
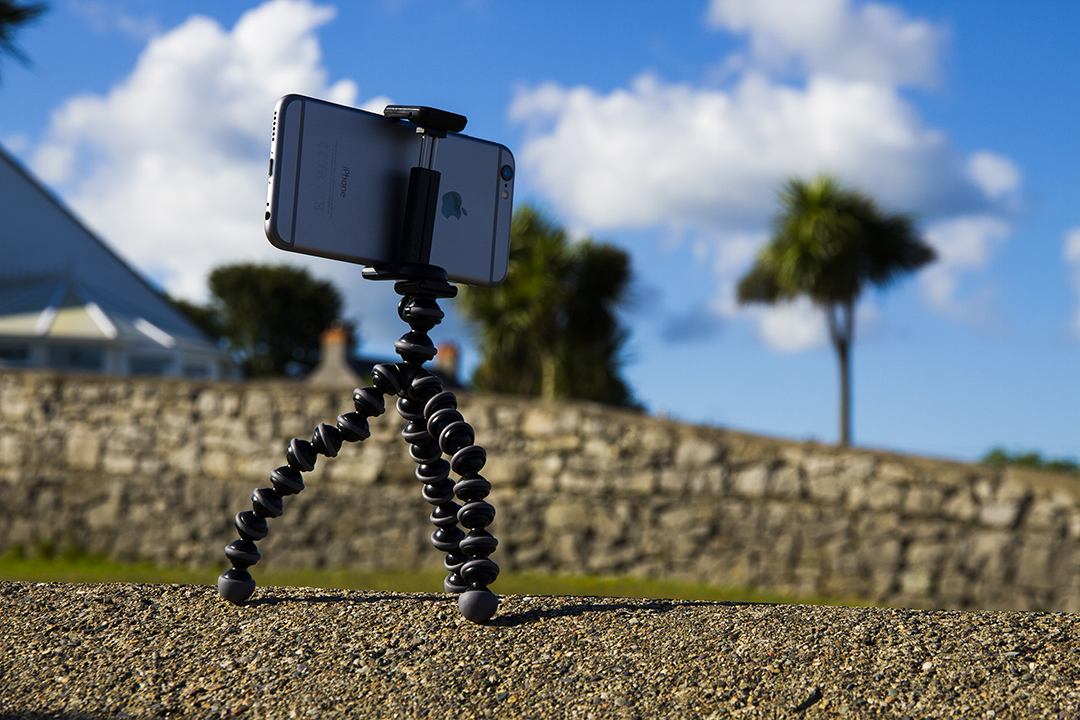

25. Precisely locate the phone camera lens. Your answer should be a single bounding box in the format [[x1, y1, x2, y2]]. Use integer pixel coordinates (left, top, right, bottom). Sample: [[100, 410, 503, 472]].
[[500, 165, 514, 181]]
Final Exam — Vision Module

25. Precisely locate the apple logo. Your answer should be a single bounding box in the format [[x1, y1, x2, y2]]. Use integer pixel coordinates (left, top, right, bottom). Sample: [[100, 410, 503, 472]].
[[441, 191, 467, 219]]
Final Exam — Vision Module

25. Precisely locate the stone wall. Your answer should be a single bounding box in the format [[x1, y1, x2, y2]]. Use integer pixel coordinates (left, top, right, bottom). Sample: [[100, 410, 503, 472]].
[[2, 369, 1080, 612]]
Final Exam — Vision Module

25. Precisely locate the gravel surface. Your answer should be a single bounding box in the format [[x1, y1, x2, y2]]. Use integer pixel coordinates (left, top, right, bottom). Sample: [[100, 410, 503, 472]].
[[1, 581, 1078, 719]]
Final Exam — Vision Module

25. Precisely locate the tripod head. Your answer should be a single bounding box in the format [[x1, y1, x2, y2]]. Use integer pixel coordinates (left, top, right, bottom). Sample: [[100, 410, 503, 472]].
[[383, 106, 467, 137]]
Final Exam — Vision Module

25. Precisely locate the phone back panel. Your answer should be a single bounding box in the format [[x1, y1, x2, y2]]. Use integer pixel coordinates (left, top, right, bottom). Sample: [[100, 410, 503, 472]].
[[266, 95, 514, 286], [430, 136, 513, 286], [266, 95, 417, 266]]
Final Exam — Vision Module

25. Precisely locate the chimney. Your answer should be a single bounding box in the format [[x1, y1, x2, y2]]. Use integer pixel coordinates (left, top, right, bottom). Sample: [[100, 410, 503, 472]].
[[306, 322, 362, 388], [434, 342, 460, 387]]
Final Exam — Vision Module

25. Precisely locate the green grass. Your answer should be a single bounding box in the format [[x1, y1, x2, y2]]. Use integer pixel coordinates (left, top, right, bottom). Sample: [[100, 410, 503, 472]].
[[0, 550, 838, 606]]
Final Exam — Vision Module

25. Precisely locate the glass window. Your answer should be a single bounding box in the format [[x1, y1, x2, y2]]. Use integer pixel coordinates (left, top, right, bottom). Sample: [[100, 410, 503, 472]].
[[0, 346, 30, 368], [182, 363, 211, 378], [129, 355, 173, 376], [47, 346, 105, 371]]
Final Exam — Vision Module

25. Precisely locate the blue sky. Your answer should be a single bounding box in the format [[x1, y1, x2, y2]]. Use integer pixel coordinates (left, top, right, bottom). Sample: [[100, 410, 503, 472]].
[[2, 0, 1079, 462]]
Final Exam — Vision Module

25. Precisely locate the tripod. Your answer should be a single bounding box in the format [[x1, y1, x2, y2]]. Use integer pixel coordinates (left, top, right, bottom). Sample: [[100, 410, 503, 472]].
[[217, 107, 500, 623]]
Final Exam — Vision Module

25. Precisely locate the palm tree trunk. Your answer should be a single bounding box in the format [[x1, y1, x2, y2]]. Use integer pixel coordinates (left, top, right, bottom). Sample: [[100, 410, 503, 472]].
[[826, 301, 855, 447], [540, 350, 557, 401], [838, 333, 851, 447]]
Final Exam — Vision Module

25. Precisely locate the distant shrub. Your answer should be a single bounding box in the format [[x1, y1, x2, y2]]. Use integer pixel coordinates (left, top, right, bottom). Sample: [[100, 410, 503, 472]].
[[982, 446, 1080, 475]]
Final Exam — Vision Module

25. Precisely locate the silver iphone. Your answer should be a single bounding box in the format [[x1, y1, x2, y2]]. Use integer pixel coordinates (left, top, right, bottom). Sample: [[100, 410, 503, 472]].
[[265, 94, 514, 287]]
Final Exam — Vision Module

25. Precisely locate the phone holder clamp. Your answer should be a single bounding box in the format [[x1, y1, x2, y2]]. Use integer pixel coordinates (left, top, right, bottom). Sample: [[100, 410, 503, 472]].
[[374, 106, 469, 268]]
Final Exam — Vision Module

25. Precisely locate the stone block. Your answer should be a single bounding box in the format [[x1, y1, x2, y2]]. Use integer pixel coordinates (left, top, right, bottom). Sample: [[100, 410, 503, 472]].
[[638, 426, 675, 458], [543, 497, 590, 532], [547, 533, 585, 566], [771, 465, 801, 498], [732, 465, 768, 498], [201, 450, 234, 478], [906, 541, 946, 573], [674, 437, 721, 467], [846, 481, 869, 510], [493, 404, 523, 430], [626, 470, 657, 494], [529, 454, 562, 491], [968, 530, 1012, 583], [64, 426, 101, 470], [865, 480, 906, 512], [980, 501, 1020, 529], [0, 434, 25, 467], [658, 468, 688, 494], [1000, 469, 1037, 502], [904, 483, 945, 516], [522, 407, 561, 437], [585, 545, 639, 573], [101, 451, 137, 475], [972, 476, 996, 504], [804, 457, 847, 503], [583, 437, 617, 462], [1024, 495, 1071, 532], [687, 466, 726, 494], [166, 442, 200, 472], [580, 415, 611, 438], [137, 456, 164, 476], [876, 461, 914, 484], [1014, 536, 1058, 592], [530, 435, 582, 453], [482, 455, 529, 487], [840, 455, 877, 484], [559, 470, 605, 493], [941, 489, 978, 523], [86, 483, 123, 531], [0, 393, 30, 419]]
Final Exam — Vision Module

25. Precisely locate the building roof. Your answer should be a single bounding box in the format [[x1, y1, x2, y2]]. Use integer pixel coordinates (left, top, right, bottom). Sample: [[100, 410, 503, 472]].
[[0, 144, 225, 360]]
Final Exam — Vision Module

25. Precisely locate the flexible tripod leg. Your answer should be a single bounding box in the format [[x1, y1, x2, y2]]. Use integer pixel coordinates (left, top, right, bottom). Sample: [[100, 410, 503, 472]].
[[216, 389, 384, 605], [385, 282, 500, 622], [387, 366, 470, 593]]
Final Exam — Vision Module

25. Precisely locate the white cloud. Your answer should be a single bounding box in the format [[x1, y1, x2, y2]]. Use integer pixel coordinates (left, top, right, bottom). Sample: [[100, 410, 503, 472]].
[[511, 73, 990, 234], [707, 0, 946, 87], [1064, 228, 1080, 336], [31, 0, 360, 300], [70, 0, 162, 40], [967, 151, 1021, 201], [920, 215, 1010, 322], [740, 291, 884, 352], [752, 297, 828, 351]]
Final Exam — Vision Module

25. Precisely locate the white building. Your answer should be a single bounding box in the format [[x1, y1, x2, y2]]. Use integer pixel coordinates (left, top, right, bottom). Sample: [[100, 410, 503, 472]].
[[0, 145, 232, 378]]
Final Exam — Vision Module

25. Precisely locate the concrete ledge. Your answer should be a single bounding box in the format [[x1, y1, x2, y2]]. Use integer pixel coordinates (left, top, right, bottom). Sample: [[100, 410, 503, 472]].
[[1, 581, 1078, 719]]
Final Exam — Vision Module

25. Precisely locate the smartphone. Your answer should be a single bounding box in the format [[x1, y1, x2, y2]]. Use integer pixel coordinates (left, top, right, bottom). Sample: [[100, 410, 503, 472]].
[[265, 94, 514, 287]]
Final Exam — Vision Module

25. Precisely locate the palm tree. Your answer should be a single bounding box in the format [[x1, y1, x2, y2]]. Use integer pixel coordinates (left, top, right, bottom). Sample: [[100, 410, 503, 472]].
[[0, 1, 47, 80], [457, 205, 636, 407], [737, 175, 936, 446]]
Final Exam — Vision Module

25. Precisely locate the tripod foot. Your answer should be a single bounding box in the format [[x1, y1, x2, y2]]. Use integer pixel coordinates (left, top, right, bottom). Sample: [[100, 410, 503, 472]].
[[458, 586, 499, 623], [217, 568, 256, 606]]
